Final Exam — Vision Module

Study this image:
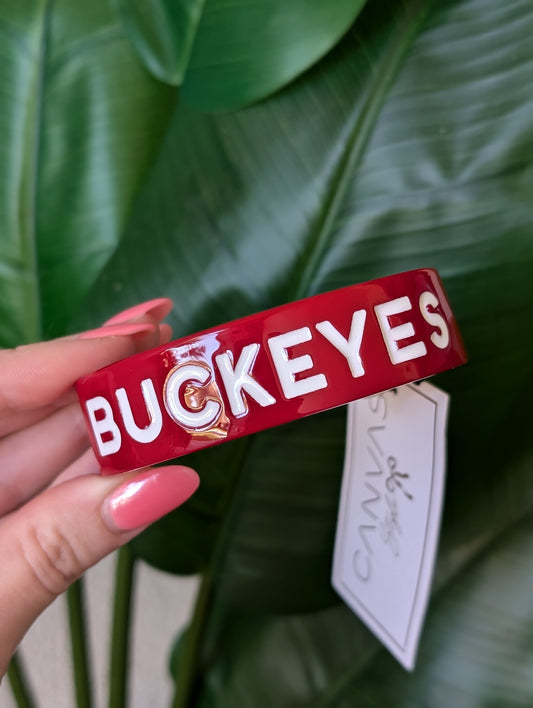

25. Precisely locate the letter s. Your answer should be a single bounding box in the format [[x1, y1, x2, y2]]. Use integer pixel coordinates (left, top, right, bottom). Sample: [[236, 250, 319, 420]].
[[419, 291, 450, 349]]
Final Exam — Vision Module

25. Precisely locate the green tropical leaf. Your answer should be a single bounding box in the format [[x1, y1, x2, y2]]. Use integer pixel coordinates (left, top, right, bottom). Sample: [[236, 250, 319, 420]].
[[2, 0, 532, 704], [72, 0, 533, 701], [196, 514, 533, 707], [79, 0, 533, 614], [116, 0, 368, 111], [181, 0, 368, 111], [0, 0, 176, 346], [112, 0, 204, 85]]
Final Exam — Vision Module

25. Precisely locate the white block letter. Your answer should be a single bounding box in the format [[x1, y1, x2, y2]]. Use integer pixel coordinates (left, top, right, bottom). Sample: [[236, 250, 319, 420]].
[[316, 310, 367, 378], [164, 363, 221, 431], [116, 379, 163, 443], [419, 291, 450, 349], [268, 327, 327, 399], [375, 296, 427, 365], [215, 344, 276, 417], [85, 396, 121, 456]]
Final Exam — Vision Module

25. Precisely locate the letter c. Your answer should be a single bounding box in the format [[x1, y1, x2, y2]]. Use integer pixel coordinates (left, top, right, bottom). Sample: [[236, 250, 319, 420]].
[[164, 363, 221, 431]]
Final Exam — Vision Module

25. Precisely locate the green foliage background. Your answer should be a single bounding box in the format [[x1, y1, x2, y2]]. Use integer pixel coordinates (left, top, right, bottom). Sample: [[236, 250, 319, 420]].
[[1, 0, 532, 705]]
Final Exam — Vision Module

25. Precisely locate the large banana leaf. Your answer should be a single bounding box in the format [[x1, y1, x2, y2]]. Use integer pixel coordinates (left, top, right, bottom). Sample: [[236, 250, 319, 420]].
[[0, 0, 366, 346], [1, 0, 532, 705], [73, 0, 533, 702], [80, 0, 533, 586], [0, 0, 176, 345], [197, 513, 533, 706], [115, 0, 367, 110]]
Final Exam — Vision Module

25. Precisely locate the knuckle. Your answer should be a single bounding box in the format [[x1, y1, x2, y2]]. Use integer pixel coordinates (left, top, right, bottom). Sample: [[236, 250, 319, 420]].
[[21, 523, 85, 596]]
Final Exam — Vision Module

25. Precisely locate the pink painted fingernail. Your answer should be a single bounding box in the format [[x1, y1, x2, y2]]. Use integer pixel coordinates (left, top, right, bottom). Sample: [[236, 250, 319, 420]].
[[79, 323, 156, 339], [103, 467, 199, 532], [104, 298, 173, 326]]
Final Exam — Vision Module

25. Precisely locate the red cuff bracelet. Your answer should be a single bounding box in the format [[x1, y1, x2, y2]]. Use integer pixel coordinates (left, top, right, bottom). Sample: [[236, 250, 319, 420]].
[[76, 268, 467, 474]]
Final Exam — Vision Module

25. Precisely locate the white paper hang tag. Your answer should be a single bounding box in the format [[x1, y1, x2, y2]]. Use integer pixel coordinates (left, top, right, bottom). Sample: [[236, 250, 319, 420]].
[[332, 381, 449, 670]]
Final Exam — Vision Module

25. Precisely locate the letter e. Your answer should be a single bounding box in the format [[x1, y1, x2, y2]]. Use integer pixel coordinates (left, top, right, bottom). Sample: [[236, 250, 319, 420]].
[[375, 296, 427, 365], [268, 327, 327, 399]]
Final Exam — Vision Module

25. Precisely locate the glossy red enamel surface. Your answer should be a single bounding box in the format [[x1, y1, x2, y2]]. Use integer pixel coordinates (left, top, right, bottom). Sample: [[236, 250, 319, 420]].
[[76, 269, 467, 474]]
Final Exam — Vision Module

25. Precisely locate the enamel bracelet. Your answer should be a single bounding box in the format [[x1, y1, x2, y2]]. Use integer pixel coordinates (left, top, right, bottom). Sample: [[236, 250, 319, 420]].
[[76, 268, 467, 474]]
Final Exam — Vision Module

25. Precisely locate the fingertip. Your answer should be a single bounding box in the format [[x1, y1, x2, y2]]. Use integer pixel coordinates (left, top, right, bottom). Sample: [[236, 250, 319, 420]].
[[104, 298, 173, 326], [102, 466, 199, 533], [0, 463, 198, 665]]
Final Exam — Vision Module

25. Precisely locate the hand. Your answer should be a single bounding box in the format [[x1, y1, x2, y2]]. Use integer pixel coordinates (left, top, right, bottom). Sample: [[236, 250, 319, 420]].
[[0, 299, 199, 678]]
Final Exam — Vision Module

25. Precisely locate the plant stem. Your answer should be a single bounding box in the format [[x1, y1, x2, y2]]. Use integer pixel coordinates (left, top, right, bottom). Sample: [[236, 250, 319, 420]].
[[108, 545, 136, 708], [170, 572, 214, 708], [170, 437, 255, 708], [7, 653, 36, 708], [67, 580, 93, 708]]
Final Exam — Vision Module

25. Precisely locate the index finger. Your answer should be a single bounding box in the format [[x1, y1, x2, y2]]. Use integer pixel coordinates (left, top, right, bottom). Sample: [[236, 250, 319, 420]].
[[0, 325, 160, 425]]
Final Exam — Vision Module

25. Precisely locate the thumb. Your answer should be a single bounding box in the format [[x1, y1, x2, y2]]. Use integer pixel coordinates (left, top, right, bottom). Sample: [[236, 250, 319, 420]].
[[0, 465, 199, 677]]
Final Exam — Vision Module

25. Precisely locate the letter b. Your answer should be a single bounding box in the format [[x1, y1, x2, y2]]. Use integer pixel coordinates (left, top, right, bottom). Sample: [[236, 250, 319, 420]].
[[85, 396, 122, 456]]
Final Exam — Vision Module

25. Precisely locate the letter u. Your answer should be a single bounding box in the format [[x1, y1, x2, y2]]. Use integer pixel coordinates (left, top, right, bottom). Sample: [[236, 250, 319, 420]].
[[115, 379, 163, 443]]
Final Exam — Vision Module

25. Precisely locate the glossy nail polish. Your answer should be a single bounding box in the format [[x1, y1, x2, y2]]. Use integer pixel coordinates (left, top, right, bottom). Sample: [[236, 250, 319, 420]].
[[104, 467, 199, 532], [104, 298, 173, 326]]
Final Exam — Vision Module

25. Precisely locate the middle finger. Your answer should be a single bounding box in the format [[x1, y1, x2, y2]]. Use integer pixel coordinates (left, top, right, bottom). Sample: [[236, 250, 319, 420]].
[[0, 402, 89, 515]]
